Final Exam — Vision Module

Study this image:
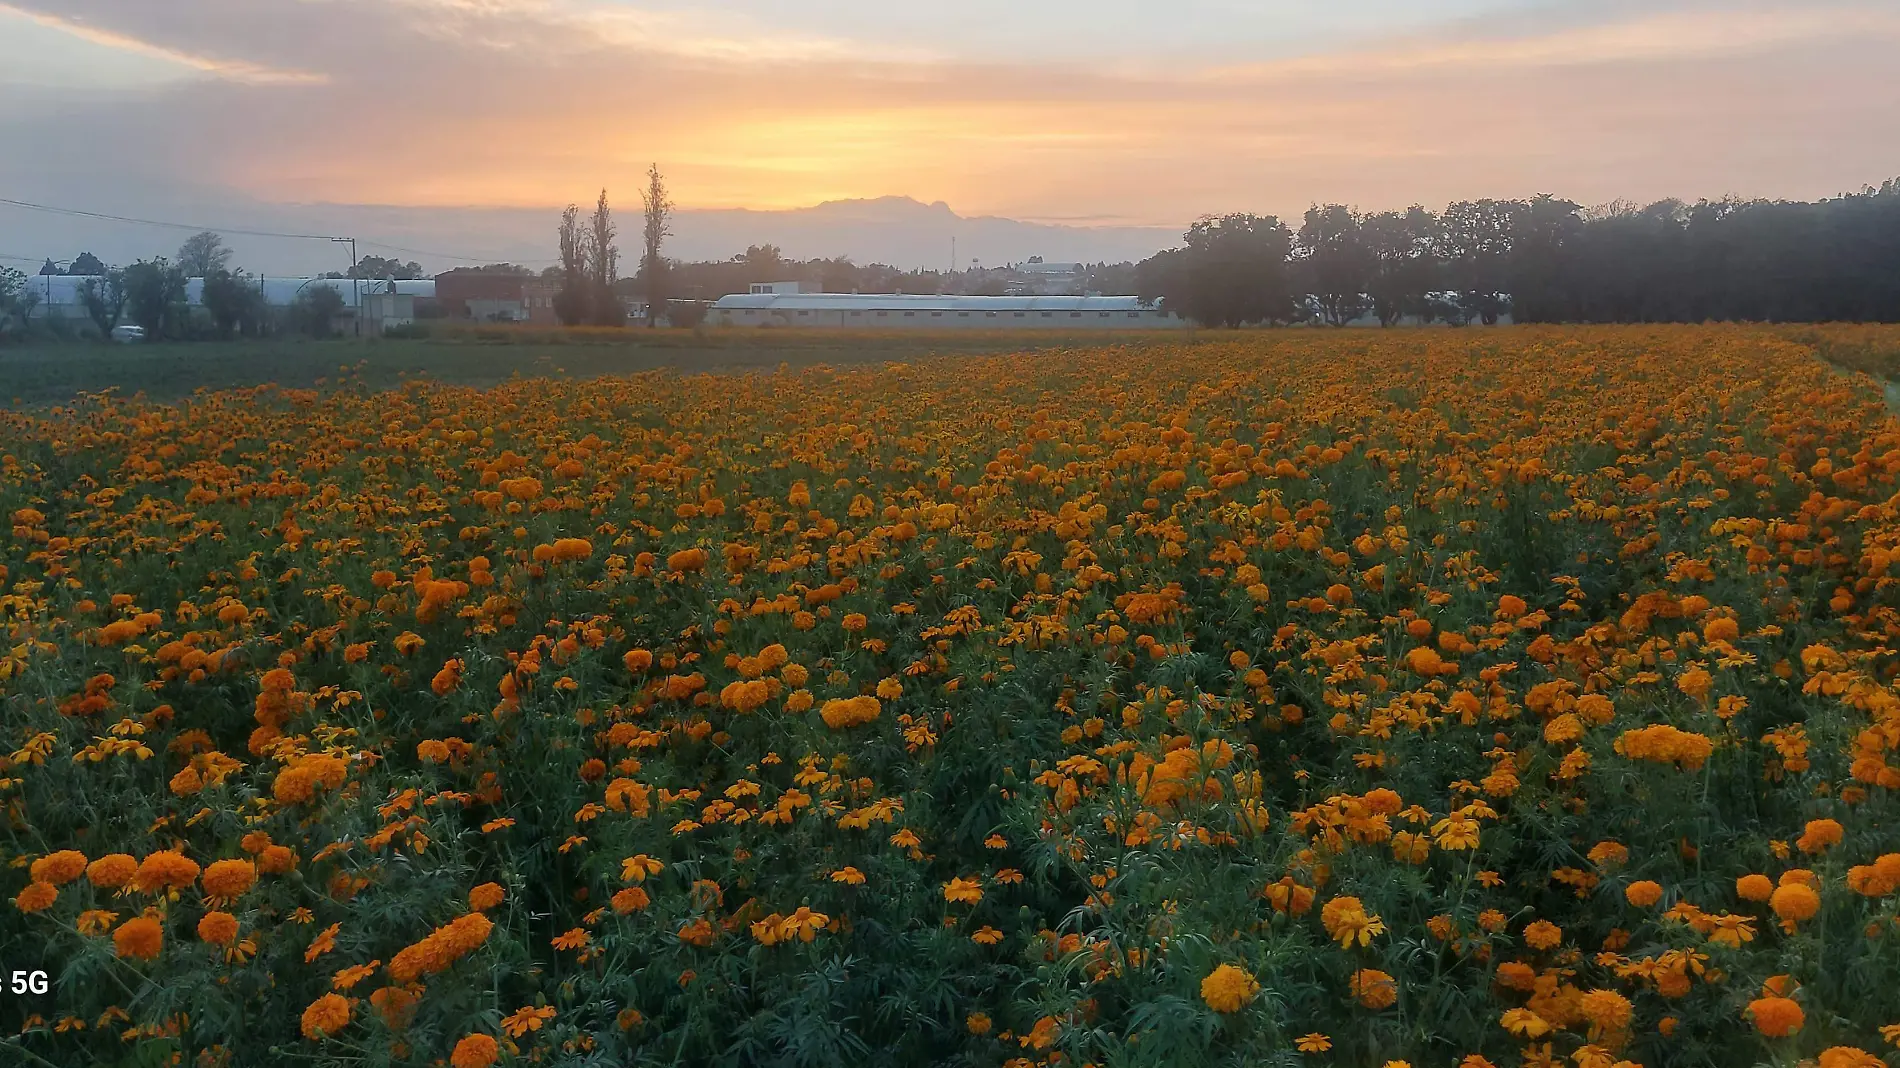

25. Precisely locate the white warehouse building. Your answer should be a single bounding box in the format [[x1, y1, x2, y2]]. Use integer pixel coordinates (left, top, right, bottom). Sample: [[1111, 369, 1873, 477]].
[[708, 293, 1185, 329]]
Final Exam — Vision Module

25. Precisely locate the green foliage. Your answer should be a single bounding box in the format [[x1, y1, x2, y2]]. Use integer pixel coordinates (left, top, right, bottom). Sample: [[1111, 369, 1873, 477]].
[[121, 260, 188, 341]]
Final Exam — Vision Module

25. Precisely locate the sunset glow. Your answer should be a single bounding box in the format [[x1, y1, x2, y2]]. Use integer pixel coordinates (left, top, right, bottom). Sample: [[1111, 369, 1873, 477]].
[[2, 0, 1896, 248]]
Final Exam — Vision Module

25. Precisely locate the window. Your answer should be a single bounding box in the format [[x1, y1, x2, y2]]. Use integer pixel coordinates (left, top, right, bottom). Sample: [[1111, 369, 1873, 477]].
[[1014, 312, 1027, 318], [903, 311, 915, 318], [877, 310, 888, 317], [931, 311, 943, 318], [957, 312, 970, 318], [1071, 312, 1083, 318], [986, 312, 999, 318], [1127, 312, 1141, 318], [1042, 312, 1054, 318], [1099, 312, 1111, 318], [850, 310, 862, 317], [797, 310, 810, 317]]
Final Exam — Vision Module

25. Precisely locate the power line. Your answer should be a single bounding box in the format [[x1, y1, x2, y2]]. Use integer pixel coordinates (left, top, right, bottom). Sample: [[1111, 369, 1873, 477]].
[[0, 196, 557, 266], [0, 196, 340, 241]]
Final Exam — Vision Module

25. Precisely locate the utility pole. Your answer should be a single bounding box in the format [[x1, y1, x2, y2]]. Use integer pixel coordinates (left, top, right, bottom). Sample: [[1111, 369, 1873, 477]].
[[332, 236, 359, 336]]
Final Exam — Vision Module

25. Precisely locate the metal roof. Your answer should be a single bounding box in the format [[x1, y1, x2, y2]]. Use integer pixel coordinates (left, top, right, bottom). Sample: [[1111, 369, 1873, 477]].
[[711, 293, 1152, 312]]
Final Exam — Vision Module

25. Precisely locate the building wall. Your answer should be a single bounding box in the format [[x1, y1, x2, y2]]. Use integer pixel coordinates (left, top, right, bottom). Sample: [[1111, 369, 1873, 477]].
[[436, 272, 530, 319], [466, 298, 527, 322], [522, 281, 560, 324]]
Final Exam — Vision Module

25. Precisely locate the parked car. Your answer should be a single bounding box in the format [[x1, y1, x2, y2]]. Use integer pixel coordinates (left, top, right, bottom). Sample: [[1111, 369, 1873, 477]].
[[111, 325, 146, 344]]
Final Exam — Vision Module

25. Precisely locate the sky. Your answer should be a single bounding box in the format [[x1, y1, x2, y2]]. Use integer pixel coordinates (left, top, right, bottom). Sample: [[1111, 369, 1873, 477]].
[[2, 0, 1898, 272]]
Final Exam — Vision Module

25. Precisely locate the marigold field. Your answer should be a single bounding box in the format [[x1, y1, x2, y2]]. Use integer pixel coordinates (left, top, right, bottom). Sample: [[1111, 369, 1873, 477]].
[[6, 324, 1900, 1068]]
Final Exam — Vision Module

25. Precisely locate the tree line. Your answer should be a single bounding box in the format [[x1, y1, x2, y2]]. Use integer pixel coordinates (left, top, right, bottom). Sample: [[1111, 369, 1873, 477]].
[[548, 165, 673, 327], [1135, 179, 1900, 328], [1, 230, 358, 342]]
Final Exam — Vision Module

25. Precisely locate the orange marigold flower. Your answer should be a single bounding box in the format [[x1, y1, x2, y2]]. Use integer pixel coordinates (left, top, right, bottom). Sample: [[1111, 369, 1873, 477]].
[[114, 915, 164, 960], [1500, 1008, 1552, 1038], [258, 845, 298, 874], [450, 1034, 500, 1068], [943, 877, 983, 905], [1769, 883, 1821, 927], [87, 853, 138, 889], [14, 881, 58, 913], [30, 850, 88, 886], [665, 547, 709, 573], [468, 882, 506, 912], [332, 961, 381, 991], [201, 859, 257, 901], [1201, 962, 1260, 1013], [1522, 919, 1562, 950], [1796, 818, 1844, 854], [819, 695, 881, 729], [133, 850, 200, 894], [387, 912, 493, 982], [1578, 989, 1632, 1037], [500, 1005, 556, 1038], [301, 993, 353, 1040], [1624, 881, 1663, 908], [1736, 873, 1774, 902], [1350, 968, 1398, 1010], [1024, 1016, 1060, 1050], [305, 922, 340, 963], [1747, 996, 1805, 1037], [197, 910, 239, 946], [1321, 896, 1385, 948], [370, 983, 422, 1029]]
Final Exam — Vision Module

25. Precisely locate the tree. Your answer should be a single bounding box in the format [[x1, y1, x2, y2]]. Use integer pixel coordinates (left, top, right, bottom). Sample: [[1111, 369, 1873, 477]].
[[79, 270, 127, 337], [176, 231, 232, 278], [16, 286, 40, 332], [1362, 207, 1440, 326], [1135, 214, 1296, 328], [349, 256, 424, 280], [741, 244, 782, 279], [289, 285, 346, 339], [1502, 194, 1584, 323], [641, 165, 673, 328], [202, 270, 266, 339], [0, 266, 22, 339], [1439, 200, 1520, 324], [122, 259, 188, 341], [587, 189, 623, 327], [555, 204, 590, 327], [39, 258, 59, 276], [68, 252, 107, 277], [1296, 204, 1374, 326]]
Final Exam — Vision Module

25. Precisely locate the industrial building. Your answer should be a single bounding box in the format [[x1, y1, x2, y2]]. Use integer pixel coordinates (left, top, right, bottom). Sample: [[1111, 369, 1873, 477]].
[[26, 276, 434, 336], [707, 292, 1183, 329]]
